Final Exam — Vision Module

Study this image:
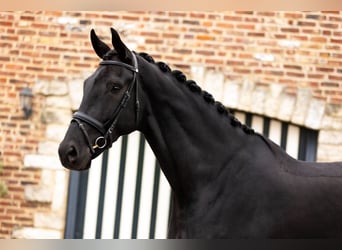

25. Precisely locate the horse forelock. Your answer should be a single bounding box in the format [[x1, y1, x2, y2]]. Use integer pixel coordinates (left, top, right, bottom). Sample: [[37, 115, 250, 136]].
[[138, 52, 255, 135], [103, 50, 118, 60]]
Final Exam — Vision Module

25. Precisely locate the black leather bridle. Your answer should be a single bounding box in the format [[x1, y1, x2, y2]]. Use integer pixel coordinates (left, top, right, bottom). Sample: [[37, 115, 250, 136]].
[[71, 51, 139, 158]]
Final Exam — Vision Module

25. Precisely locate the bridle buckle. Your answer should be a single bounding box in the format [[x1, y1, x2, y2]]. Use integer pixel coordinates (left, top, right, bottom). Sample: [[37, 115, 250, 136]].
[[93, 136, 107, 149]]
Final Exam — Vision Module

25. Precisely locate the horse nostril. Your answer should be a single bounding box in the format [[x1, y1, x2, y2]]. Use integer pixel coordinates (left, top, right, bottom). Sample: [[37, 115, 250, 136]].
[[66, 146, 78, 163]]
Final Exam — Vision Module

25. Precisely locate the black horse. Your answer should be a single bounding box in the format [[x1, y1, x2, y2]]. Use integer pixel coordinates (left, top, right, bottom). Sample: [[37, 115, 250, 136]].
[[59, 28, 342, 238]]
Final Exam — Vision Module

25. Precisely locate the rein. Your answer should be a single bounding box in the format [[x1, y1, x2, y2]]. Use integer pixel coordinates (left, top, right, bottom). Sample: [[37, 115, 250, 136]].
[[71, 51, 139, 158]]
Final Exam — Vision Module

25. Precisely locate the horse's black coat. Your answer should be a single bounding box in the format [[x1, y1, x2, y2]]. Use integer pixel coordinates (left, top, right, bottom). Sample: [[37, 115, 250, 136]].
[[59, 28, 342, 238]]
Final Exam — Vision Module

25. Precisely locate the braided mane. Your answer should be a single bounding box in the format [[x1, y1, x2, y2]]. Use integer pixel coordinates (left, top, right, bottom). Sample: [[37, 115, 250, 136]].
[[138, 52, 255, 135]]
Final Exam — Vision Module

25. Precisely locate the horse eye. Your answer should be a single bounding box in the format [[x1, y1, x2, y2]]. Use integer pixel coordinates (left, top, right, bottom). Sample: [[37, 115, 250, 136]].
[[109, 83, 121, 93]]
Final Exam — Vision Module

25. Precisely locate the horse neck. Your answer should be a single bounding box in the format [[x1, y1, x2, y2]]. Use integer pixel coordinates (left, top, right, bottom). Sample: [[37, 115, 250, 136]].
[[137, 56, 259, 200]]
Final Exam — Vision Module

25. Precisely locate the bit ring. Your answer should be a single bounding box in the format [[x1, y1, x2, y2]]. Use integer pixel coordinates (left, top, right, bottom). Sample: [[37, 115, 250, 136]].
[[93, 136, 107, 149]]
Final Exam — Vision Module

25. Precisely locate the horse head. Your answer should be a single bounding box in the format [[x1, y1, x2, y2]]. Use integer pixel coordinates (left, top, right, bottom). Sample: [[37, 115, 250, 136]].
[[58, 28, 140, 170]]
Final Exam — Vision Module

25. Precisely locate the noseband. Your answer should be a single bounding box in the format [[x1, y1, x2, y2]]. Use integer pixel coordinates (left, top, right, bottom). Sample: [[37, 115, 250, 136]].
[[71, 51, 139, 158]]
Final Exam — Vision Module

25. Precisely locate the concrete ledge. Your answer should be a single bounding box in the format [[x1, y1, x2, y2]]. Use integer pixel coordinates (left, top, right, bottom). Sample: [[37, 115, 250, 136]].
[[24, 154, 63, 170], [25, 185, 53, 203], [12, 227, 62, 239], [317, 144, 342, 162], [34, 212, 64, 230]]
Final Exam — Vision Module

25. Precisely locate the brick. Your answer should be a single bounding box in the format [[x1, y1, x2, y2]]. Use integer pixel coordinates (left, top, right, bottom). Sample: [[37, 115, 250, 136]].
[[298, 21, 316, 27], [302, 29, 320, 35], [331, 38, 342, 44], [32, 23, 48, 29], [0, 214, 13, 220], [308, 73, 324, 79], [306, 14, 321, 20], [8, 186, 24, 192], [43, 11, 62, 17], [281, 28, 300, 33], [190, 28, 208, 33], [325, 45, 340, 50], [154, 17, 171, 23], [235, 11, 253, 15], [316, 67, 335, 73], [168, 12, 187, 17], [327, 59, 342, 67], [244, 17, 259, 23], [227, 60, 244, 66], [5, 64, 24, 70], [237, 23, 255, 30], [20, 15, 35, 21], [145, 39, 163, 44], [234, 68, 251, 74], [205, 58, 224, 65], [173, 48, 192, 54], [183, 19, 200, 25], [286, 71, 305, 78], [217, 22, 234, 29], [0, 21, 13, 26], [140, 31, 158, 38], [321, 11, 340, 14], [265, 70, 284, 76], [257, 12, 276, 16], [224, 15, 242, 22], [328, 16, 342, 22], [239, 53, 253, 59], [196, 35, 215, 41], [0, 56, 10, 61], [196, 50, 215, 56], [190, 12, 206, 18], [162, 33, 179, 39], [122, 15, 140, 21], [292, 35, 308, 41], [311, 36, 327, 43], [320, 23, 339, 29], [331, 97, 342, 103], [321, 82, 340, 88], [17, 29, 36, 35], [284, 64, 302, 70], [94, 20, 113, 27], [15, 216, 33, 223], [247, 32, 265, 37], [6, 208, 24, 215], [1, 35, 18, 41], [284, 12, 304, 19], [329, 75, 342, 81], [323, 30, 332, 36]]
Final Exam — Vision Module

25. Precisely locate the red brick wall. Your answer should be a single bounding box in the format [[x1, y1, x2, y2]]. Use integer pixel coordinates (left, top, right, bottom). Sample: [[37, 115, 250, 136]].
[[0, 12, 47, 237], [131, 11, 342, 103], [0, 11, 341, 238]]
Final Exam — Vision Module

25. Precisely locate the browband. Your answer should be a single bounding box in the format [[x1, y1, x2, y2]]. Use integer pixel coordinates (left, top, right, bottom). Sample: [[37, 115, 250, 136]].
[[99, 52, 139, 73]]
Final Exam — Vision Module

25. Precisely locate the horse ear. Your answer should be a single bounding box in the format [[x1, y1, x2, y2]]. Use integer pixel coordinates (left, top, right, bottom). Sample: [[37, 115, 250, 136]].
[[110, 28, 132, 63], [90, 29, 111, 59]]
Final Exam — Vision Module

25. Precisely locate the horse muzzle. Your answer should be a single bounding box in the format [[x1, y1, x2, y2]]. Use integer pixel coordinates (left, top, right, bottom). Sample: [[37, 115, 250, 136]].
[[58, 139, 92, 171]]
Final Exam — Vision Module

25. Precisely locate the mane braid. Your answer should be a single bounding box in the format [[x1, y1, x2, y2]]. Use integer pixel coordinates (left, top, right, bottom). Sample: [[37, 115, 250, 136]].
[[172, 70, 187, 83], [138, 52, 255, 135]]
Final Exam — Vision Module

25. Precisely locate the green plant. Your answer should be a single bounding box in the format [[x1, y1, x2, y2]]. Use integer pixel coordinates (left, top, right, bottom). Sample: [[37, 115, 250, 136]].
[[0, 162, 8, 197]]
